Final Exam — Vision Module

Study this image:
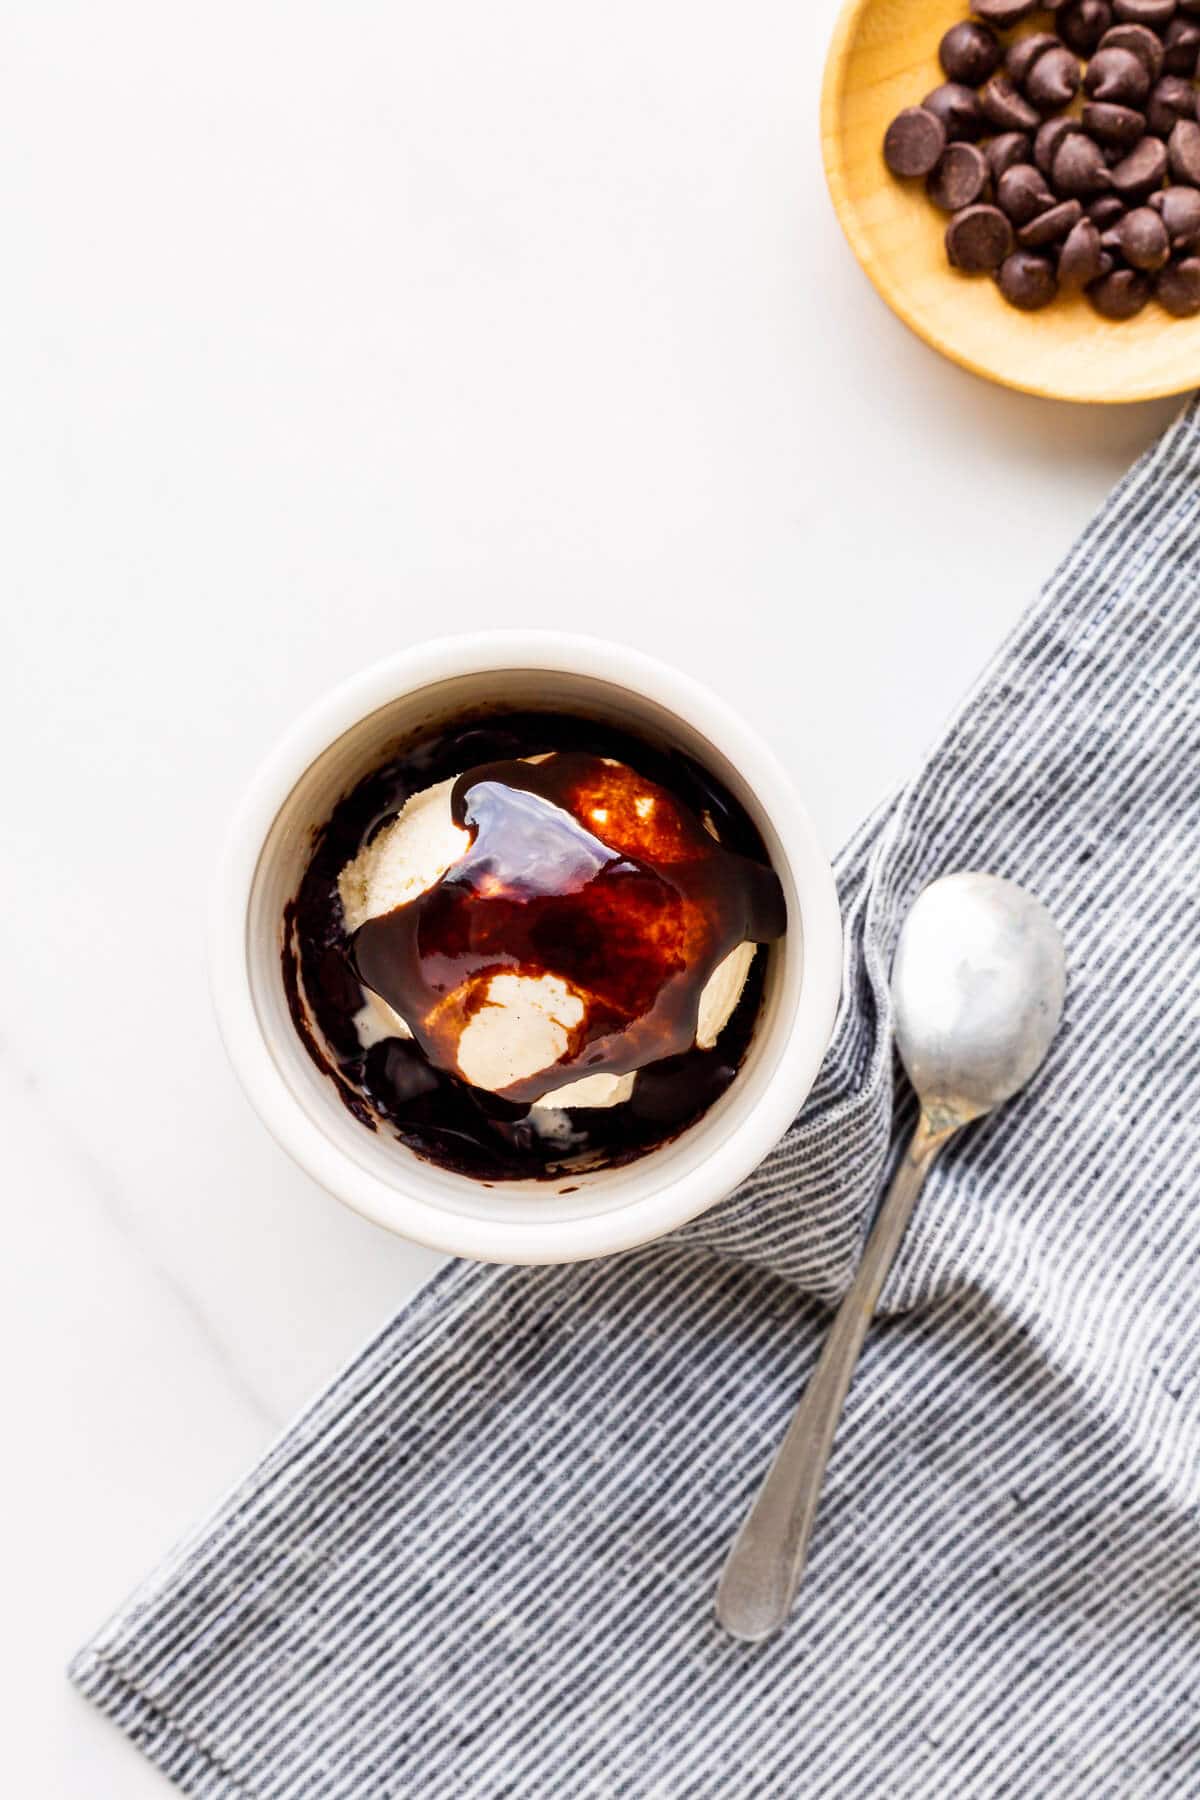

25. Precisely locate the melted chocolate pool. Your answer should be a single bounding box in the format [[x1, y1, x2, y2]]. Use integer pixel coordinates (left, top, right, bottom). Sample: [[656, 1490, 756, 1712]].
[[284, 712, 785, 1181]]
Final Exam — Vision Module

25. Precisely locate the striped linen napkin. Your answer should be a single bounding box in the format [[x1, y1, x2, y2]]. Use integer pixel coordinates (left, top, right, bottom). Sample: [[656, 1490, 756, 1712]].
[[72, 400, 1200, 1799]]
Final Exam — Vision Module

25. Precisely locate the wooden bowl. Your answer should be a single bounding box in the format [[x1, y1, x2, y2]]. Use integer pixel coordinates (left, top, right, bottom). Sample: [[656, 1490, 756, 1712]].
[[821, 0, 1200, 404]]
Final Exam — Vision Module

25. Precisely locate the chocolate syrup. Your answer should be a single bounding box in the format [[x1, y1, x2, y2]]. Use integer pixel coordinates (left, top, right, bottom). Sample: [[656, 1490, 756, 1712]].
[[284, 712, 785, 1182]]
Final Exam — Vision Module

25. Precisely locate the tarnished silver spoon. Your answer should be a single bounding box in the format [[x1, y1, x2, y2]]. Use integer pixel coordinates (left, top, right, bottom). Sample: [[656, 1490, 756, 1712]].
[[716, 871, 1067, 1642]]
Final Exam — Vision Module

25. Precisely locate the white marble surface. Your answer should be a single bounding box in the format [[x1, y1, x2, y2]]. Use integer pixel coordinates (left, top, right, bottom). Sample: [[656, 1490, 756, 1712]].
[[1, 3, 1180, 1793]]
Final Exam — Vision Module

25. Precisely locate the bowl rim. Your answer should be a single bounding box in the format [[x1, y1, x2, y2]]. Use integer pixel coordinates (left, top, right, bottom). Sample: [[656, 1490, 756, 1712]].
[[208, 632, 843, 1263], [820, 0, 1198, 407]]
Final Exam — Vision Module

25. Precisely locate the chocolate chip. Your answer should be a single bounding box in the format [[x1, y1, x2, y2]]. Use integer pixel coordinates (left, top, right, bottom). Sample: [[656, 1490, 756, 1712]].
[[1027, 47, 1082, 110], [1156, 254, 1200, 312], [998, 162, 1057, 223], [940, 20, 1002, 84], [972, 0, 1039, 23], [1088, 265, 1153, 314], [1150, 182, 1200, 246], [1112, 0, 1176, 22], [1118, 204, 1171, 266], [989, 131, 1035, 179], [1058, 217, 1106, 284], [1006, 31, 1060, 86], [946, 203, 1015, 271], [1088, 193, 1128, 225], [1098, 22, 1165, 79], [1034, 120, 1079, 182], [1018, 198, 1085, 245], [1081, 102, 1146, 147], [1060, 0, 1114, 54], [1110, 134, 1169, 197], [923, 83, 986, 142], [1161, 17, 1200, 73], [1168, 118, 1200, 183], [997, 249, 1059, 307], [1146, 75, 1196, 137], [927, 141, 991, 211], [1085, 46, 1152, 104], [1053, 134, 1115, 195], [883, 106, 948, 178], [980, 75, 1042, 132]]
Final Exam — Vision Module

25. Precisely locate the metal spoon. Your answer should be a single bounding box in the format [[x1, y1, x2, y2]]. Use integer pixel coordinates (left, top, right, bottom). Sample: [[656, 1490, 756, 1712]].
[[715, 871, 1066, 1642]]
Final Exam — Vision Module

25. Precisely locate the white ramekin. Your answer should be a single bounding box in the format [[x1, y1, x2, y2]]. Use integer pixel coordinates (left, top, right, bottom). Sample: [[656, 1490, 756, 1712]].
[[209, 633, 842, 1264]]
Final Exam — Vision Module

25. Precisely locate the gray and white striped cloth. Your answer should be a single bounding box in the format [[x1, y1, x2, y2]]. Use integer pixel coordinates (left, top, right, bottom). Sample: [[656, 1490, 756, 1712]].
[[73, 400, 1200, 1798]]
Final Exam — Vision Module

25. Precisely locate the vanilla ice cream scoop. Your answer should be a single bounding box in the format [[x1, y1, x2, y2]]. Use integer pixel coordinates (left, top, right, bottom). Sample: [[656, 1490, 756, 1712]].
[[339, 750, 784, 1109], [338, 775, 634, 1104]]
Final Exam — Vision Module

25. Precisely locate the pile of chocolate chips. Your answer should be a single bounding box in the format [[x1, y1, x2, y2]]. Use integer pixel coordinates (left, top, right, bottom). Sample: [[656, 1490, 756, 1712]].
[[883, 0, 1200, 318]]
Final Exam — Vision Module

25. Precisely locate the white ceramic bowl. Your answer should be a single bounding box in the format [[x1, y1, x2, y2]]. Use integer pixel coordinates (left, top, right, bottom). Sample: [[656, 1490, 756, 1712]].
[[209, 633, 841, 1264]]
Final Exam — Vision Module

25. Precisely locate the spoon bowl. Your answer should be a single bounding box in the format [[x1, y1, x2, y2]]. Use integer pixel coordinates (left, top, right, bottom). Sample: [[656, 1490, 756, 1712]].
[[892, 872, 1067, 1124]]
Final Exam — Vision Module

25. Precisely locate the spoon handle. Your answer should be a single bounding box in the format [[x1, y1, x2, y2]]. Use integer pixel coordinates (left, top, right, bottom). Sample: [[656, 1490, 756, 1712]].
[[715, 1112, 951, 1642]]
